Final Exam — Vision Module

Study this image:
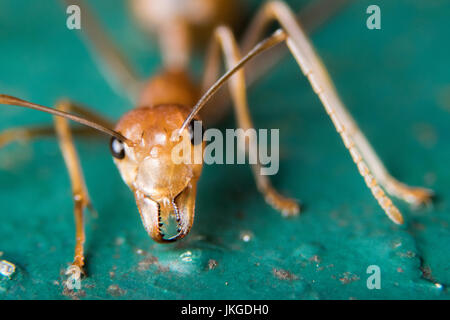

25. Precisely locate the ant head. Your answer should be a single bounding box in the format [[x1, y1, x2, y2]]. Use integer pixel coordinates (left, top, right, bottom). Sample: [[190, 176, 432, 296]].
[[112, 105, 204, 243]]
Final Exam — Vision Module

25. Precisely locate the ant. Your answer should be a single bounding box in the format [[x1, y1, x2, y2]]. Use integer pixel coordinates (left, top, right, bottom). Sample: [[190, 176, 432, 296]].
[[0, 0, 433, 286]]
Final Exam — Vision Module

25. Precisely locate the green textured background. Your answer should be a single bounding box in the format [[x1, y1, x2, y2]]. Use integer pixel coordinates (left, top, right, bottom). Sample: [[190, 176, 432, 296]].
[[0, 0, 449, 300]]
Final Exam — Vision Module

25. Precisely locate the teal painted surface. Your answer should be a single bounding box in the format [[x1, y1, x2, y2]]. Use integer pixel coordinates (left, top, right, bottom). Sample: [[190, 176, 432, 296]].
[[0, 0, 449, 299]]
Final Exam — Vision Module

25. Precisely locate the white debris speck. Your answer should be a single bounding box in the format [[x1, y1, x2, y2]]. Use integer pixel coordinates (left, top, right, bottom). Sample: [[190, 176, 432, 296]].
[[240, 231, 253, 242], [0, 260, 16, 277], [435, 283, 443, 290], [391, 239, 402, 249]]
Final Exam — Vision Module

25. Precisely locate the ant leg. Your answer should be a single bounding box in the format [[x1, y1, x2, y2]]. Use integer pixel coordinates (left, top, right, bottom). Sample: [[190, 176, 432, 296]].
[[203, 0, 352, 121], [241, 1, 433, 223], [0, 126, 103, 148], [52, 100, 97, 284], [0, 126, 55, 148], [350, 136, 434, 206], [243, 0, 351, 87], [203, 25, 300, 216], [0, 102, 112, 148]]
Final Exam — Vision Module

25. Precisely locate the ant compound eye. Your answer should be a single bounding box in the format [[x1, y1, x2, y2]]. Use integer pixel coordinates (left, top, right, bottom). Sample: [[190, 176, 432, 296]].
[[188, 120, 204, 146], [110, 137, 125, 159]]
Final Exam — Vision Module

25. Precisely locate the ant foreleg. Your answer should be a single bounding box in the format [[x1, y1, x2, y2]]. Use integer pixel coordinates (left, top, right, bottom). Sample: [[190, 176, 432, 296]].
[[52, 100, 98, 288]]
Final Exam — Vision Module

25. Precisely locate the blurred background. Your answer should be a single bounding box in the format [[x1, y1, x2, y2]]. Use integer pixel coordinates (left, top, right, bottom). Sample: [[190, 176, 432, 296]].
[[0, 0, 449, 299]]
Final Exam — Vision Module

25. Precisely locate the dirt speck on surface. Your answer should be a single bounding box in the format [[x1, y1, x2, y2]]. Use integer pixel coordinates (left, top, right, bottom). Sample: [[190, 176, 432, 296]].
[[397, 250, 416, 258], [420, 266, 444, 290], [207, 259, 218, 270], [107, 284, 126, 297], [138, 254, 169, 273], [338, 272, 360, 284], [420, 265, 434, 281], [110, 265, 117, 279], [62, 287, 86, 300], [272, 268, 298, 281], [138, 255, 159, 271]]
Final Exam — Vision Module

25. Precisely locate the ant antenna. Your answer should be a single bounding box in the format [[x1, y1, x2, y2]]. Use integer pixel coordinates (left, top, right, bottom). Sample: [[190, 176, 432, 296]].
[[0, 94, 132, 145], [178, 29, 287, 135]]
